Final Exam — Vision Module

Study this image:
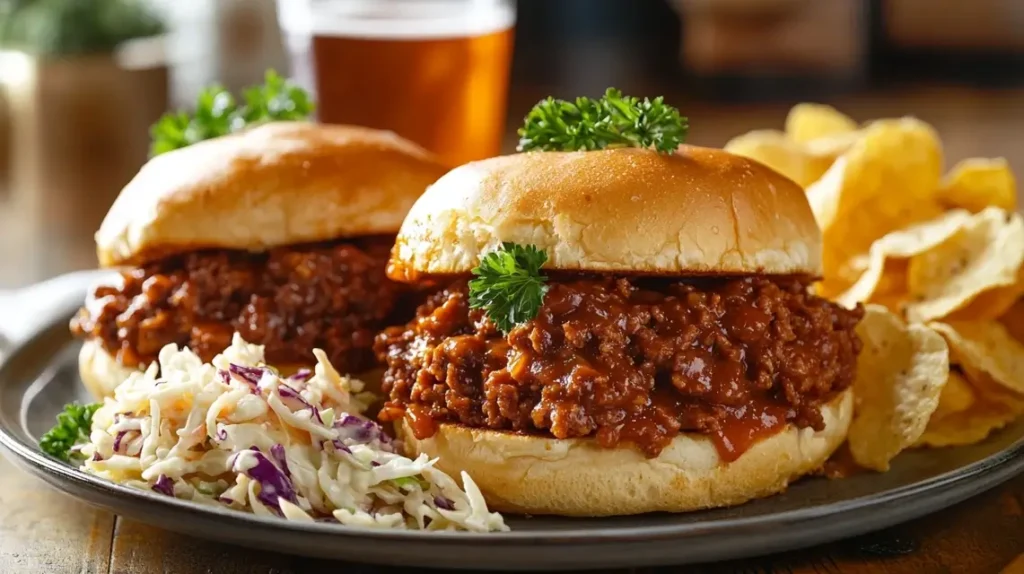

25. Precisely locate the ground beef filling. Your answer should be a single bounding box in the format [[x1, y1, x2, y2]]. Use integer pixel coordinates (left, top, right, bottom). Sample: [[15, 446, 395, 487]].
[[375, 276, 863, 460], [71, 238, 401, 373]]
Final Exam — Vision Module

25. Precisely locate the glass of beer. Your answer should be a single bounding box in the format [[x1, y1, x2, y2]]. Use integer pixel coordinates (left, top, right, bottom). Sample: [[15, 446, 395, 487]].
[[277, 0, 515, 167]]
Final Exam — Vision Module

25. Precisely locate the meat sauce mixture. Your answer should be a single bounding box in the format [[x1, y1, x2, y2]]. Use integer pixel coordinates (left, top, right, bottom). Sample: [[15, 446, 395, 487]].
[[376, 276, 863, 460], [71, 238, 401, 373]]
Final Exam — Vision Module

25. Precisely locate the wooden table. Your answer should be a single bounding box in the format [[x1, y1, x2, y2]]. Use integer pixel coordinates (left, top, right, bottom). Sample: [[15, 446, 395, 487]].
[[1, 85, 1023, 573], [0, 453, 1020, 573]]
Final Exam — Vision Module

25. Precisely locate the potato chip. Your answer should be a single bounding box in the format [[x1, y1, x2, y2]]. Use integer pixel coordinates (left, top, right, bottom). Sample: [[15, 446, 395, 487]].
[[917, 357, 1023, 449], [723, 130, 831, 188], [929, 321, 1024, 396], [999, 298, 1024, 343], [937, 157, 1017, 214], [830, 210, 973, 307], [785, 103, 858, 143], [867, 293, 909, 316], [803, 130, 862, 160], [945, 273, 1024, 323], [807, 117, 945, 282], [968, 369, 1024, 413], [930, 370, 976, 421], [906, 208, 1024, 322], [915, 400, 1017, 447], [822, 254, 872, 295], [848, 305, 949, 471]]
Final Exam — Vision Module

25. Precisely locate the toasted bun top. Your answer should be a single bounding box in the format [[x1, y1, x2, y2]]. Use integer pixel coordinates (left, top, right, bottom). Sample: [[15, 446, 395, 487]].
[[96, 122, 448, 267], [388, 146, 820, 280]]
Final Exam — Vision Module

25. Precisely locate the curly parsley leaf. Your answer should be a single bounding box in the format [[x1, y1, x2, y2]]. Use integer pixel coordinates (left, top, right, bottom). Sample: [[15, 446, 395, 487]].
[[39, 402, 101, 463], [238, 69, 315, 125], [517, 88, 688, 154], [468, 243, 549, 334], [149, 70, 313, 157]]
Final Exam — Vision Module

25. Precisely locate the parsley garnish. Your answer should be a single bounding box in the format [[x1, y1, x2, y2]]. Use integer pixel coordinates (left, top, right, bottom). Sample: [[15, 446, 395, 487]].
[[517, 88, 688, 154], [39, 402, 101, 463], [149, 69, 314, 157], [468, 243, 549, 334]]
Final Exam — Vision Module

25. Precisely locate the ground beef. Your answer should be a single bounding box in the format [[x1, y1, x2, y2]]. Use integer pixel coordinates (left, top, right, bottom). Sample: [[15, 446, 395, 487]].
[[71, 238, 402, 373], [375, 276, 863, 460]]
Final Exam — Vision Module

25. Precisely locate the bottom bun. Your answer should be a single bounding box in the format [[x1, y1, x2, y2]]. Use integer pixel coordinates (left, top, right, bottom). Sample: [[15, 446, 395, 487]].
[[78, 340, 142, 400], [399, 388, 853, 517], [78, 340, 383, 400]]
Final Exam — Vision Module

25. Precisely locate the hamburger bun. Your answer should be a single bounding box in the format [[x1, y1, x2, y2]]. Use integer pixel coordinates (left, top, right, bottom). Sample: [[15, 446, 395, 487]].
[[78, 340, 141, 399], [399, 388, 853, 517], [389, 146, 820, 281], [78, 341, 384, 400], [96, 122, 448, 268]]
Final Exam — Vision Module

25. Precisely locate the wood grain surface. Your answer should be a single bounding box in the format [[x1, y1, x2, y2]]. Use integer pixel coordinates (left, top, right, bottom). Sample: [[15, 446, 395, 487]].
[[0, 452, 1020, 573]]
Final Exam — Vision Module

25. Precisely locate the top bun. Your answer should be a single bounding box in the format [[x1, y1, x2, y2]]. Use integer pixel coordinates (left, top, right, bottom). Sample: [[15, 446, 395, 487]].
[[96, 122, 448, 267], [389, 146, 821, 280]]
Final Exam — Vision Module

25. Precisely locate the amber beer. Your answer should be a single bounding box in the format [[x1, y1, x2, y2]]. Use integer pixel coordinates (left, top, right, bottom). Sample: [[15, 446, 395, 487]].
[[294, 2, 515, 167]]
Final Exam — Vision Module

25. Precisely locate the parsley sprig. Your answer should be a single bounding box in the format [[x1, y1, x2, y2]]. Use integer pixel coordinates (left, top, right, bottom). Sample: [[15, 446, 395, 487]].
[[517, 88, 688, 154], [149, 69, 314, 157], [39, 402, 101, 463], [468, 243, 550, 334]]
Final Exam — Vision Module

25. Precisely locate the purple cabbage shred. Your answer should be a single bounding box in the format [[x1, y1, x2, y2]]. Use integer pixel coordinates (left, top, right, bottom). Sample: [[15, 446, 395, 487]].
[[278, 383, 317, 413], [270, 444, 291, 478], [228, 364, 264, 390], [329, 439, 352, 455], [236, 448, 298, 513], [289, 369, 313, 382], [334, 414, 393, 449], [434, 496, 455, 511], [113, 430, 129, 453], [152, 474, 175, 497]]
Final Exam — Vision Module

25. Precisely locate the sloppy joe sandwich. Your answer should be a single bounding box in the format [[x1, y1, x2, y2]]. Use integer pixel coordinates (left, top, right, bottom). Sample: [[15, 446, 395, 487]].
[[374, 146, 865, 516], [71, 122, 448, 399]]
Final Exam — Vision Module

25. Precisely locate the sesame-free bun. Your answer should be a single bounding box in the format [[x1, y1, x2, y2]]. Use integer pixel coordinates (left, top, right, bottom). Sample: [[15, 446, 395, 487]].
[[96, 122, 448, 267], [389, 146, 821, 281], [78, 340, 141, 399], [399, 388, 852, 517], [77, 341, 384, 400]]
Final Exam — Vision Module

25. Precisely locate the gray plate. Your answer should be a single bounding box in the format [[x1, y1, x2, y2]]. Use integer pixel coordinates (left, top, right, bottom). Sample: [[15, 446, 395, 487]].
[[1, 289, 1023, 571]]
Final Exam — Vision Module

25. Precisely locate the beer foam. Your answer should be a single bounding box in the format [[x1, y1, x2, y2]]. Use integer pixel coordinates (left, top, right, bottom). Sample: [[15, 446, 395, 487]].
[[281, 1, 515, 40]]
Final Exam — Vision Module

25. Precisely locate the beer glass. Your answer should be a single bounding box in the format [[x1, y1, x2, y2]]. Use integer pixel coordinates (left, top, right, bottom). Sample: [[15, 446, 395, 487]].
[[278, 0, 515, 167]]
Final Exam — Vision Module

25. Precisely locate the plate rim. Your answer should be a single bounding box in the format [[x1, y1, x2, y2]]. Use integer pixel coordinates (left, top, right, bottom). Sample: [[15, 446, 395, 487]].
[[1, 315, 1023, 547]]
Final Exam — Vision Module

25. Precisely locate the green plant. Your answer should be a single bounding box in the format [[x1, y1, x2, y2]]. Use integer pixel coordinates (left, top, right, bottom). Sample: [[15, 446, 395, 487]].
[[468, 242, 549, 334], [39, 402, 101, 463], [0, 0, 164, 56], [518, 88, 688, 154], [149, 70, 314, 157]]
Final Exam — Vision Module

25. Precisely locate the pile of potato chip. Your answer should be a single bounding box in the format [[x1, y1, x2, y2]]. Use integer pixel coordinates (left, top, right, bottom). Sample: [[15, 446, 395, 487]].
[[726, 104, 1024, 471]]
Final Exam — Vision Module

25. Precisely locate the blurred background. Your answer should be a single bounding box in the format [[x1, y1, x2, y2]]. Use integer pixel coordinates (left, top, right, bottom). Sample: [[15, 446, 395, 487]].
[[1, 0, 1023, 288]]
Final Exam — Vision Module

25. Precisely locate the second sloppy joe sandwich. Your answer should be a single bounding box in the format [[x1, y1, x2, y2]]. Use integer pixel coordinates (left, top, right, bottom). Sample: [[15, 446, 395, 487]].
[[71, 122, 447, 398], [375, 146, 865, 516]]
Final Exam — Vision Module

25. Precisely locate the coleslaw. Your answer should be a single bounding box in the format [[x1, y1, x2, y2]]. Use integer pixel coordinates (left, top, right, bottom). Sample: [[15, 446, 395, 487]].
[[78, 334, 507, 532]]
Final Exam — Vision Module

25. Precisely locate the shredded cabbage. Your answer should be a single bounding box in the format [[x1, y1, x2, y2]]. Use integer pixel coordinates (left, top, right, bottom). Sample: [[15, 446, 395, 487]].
[[80, 334, 507, 532]]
